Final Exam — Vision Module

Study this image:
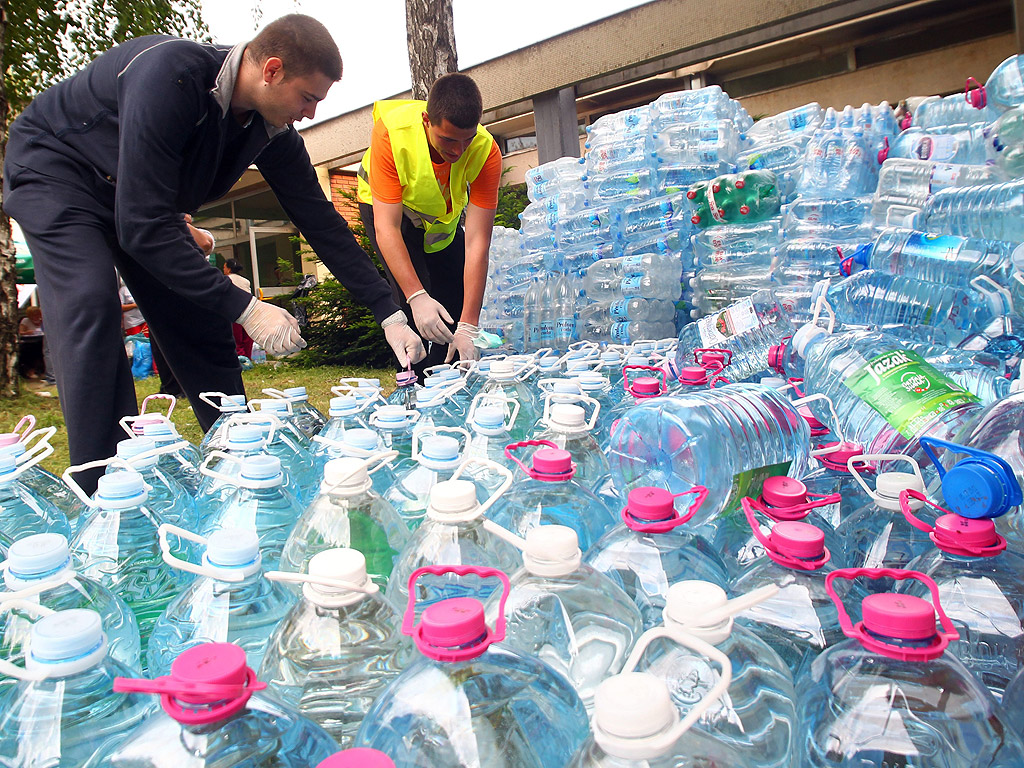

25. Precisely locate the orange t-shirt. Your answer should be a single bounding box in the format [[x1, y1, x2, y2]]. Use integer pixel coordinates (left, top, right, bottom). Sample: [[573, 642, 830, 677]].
[[368, 118, 502, 211]]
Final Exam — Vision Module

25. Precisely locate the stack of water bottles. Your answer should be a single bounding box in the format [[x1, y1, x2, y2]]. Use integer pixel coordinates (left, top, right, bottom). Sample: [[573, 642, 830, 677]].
[[12, 52, 1024, 768]]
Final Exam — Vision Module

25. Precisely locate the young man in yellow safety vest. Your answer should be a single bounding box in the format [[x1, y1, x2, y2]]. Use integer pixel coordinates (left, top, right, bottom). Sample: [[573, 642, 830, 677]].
[[357, 73, 502, 376]]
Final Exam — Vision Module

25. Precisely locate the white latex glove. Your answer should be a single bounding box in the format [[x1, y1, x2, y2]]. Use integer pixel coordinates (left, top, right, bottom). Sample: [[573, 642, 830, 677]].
[[407, 290, 455, 344], [382, 311, 426, 368], [236, 296, 305, 357], [445, 321, 481, 364]]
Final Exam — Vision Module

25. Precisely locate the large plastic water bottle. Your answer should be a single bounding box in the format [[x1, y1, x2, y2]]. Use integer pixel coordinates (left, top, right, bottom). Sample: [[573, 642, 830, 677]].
[[796, 567, 1024, 766], [385, 463, 518, 610], [385, 430, 476, 530], [605, 385, 812, 520], [870, 158, 998, 227], [247, 409, 319, 503], [249, 397, 314, 450], [92, 643, 338, 767], [279, 454, 408, 588], [585, 486, 728, 629], [262, 386, 326, 439], [913, 90, 999, 129], [355, 564, 591, 766], [0, 608, 154, 767], [312, 395, 376, 472], [887, 124, 989, 164], [987, 105, 1024, 177], [259, 549, 411, 748], [695, 475, 843, 579], [674, 289, 794, 381], [847, 227, 1024, 289], [834, 454, 934, 583], [477, 358, 540, 442], [798, 129, 876, 199], [489, 440, 618, 551], [916, 178, 1024, 242], [632, 581, 797, 768], [198, 453, 305, 569], [315, 427, 398, 497], [484, 524, 642, 711], [567, 633, 750, 767], [686, 170, 782, 228], [386, 369, 420, 408], [146, 525, 294, 676], [137, 421, 203, 494], [985, 54, 1024, 112], [0, 449, 69, 542], [66, 467, 191, 650], [0, 532, 141, 672], [196, 391, 248, 454], [413, 384, 467, 432], [465, 400, 519, 466], [532, 398, 620, 502], [0, 425, 87, 530], [736, 135, 808, 201], [730, 496, 864, 676], [368, 404, 421, 461], [747, 102, 823, 143], [111, 437, 198, 531]]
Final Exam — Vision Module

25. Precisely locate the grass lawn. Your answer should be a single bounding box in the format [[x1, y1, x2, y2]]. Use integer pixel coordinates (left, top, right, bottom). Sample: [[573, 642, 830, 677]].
[[1, 362, 397, 475]]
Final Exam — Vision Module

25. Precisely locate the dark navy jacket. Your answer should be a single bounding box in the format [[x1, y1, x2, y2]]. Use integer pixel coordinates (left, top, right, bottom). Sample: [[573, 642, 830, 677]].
[[5, 35, 398, 323]]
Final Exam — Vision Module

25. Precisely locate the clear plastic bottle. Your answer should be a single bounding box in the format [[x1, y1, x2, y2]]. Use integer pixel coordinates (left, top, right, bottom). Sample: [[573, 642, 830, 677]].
[[385, 431, 475, 530], [0, 532, 141, 673], [796, 567, 1024, 766], [67, 468, 190, 652], [196, 392, 248, 454], [532, 399, 619, 503], [729, 498, 865, 677], [488, 441, 617, 552], [985, 53, 1024, 112], [0, 427, 88, 530], [0, 608, 154, 767], [486, 525, 642, 711], [367, 404, 421, 461], [259, 549, 411, 748], [90, 643, 338, 767], [386, 368, 420, 408], [385, 467, 518, 610], [605, 384, 812, 518], [247, 408, 319, 503], [263, 386, 326, 440], [675, 289, 794, 382], [912, 92, 999, 130], [917, 177, 1024, 242], [198, 454, 305, 570], [138, 421, 203, 494], [317, 427, 398, 497], [650, 122, 744, 166], [871, 158, 997, 226], [312, 395, 376, 473], [0, 452, 69, 542], [355, 565, 591, 766], [585, 486, 729, 629], [746, 102, 823, 143], [798, 129, 875, 199], [887, 125, 990, 164], [632, 581, 797, 768], [280, 455, 408, 589], [147, 526, 294, 676], [465, 400, 519, 466], [111, 437, 198, 531], [478, 359, 540, 442]]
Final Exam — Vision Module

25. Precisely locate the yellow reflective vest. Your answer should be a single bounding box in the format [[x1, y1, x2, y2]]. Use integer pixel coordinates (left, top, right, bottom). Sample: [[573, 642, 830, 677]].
[[357, 99, 493, 252]]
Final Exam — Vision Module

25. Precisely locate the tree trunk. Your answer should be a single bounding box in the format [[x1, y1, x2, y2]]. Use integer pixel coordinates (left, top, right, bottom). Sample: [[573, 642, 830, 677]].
[[0, 0, 18, 398], [405, 0, 458, 101]]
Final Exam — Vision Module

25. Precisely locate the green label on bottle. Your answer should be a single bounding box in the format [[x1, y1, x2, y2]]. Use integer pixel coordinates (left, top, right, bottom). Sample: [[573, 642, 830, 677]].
[[723, 460, 792, 516], [842, 349, 979, 439]]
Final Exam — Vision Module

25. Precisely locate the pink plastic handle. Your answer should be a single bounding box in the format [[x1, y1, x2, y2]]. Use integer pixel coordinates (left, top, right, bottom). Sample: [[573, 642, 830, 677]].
[[899, 489, 1007, 558], [503, 439, 576, 481], [693, 348, 731, 370], [877, 136, 890, 164], [140, 393, 175, 418], [114, 668, 266, 726], [965, 77, 987, 109], [741, 496, 830, 571], [786, 378, 807, 398], [622, 365, 667, 395], [750, 490, 842, 522], [401, 564, 511, 662], [824, 567, 959, 662], [13, 416, 35, 440], [620, 486, 709, 532]]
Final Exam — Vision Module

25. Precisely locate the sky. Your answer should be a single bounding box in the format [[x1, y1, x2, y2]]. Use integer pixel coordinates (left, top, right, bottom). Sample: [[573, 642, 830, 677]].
[[199, 0, 655, 127]]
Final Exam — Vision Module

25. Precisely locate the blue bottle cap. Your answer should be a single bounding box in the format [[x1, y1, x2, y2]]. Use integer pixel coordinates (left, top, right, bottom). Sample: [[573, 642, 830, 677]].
[[344, 429, 381, 452], [219, 394, 248, 412], [30, 609, 104, 664], [205, 529, 261, 569], [421, 436, 460, 463], [422, 376, 444, 389], [0, 442, 25, 458], [283, 386, 307, 400], [116, 436, 156, 460], [261, 400, 290, 413], [473, 406, 504, 429], [95, 472, 147, 508], [239, 455, 283, 483], [227, 425, 264, 448], [7, 532, 72, 579], [329, 397, 359, 415], [551, 380, 581, 394], [437, 369, 461, 382], [141, 421, 176, 439], [374, 405, 410, 426], [943, 459, 1021, 519]]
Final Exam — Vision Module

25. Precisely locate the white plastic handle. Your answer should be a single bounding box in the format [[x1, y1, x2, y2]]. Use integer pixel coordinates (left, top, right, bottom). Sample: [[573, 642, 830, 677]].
[[262, 387, 297, 402], [368, 408, 421, 427], [450, 456, 514, 519], [61, 457, 137, 509], [118, 412, 174, 438], [541, 391, 601, 432], [0, 571, 76, 602], [197, 451, 278, 490], [321, 450, 398, 496], [424, 363, 455, 377], [810, 295, 837, 334], [140, 393, 176, 418], [119, 439, 193, 468], [157, 523, 247, 583], [791, 392, 847, 450], [480, 519, 529, 551], [223, 411, 279, 445], [16, 426, 57, 466], [847, 453, 923, 503], [199, 391, 245, 411], [971, 274, 1014, 315], [312, 434, 378, 459], [330, 383, 386, 404], [412, 426, 471, 463], [537, 377, 583, 395], [669, 584, 779, 631], [467, 392, 520, 433], [264, 569, 380, 596], [0, 599, 56, 681], [415, 381, 466, 409]]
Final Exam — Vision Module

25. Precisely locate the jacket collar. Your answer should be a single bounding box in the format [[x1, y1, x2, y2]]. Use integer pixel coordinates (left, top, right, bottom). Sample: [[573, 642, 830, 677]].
[[210, 42, 288, 139]]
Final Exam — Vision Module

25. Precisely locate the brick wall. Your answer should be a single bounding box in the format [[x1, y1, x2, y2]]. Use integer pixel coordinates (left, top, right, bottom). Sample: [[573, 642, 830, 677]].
[[329, 169, 360, 220]]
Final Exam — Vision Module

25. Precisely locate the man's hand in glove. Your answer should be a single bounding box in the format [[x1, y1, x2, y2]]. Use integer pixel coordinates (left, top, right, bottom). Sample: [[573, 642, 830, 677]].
[[445, 322, 482, 364], [236, 296, 305, 357], [381, 310, 426, 368], [407, 290, 455, 344]]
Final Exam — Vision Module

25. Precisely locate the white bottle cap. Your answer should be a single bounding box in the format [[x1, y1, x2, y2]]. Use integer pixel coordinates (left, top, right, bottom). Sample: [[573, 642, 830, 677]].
[[489, 359, 515, 379], [305, 548, 371, 608], [27, 609, 108, 677], [322, 457, 371, 495], [548, 403, 586, 432], [792, 323, 829, 357], [523, 525, 581, 577], [426, 480, 479, 521], [593, 673, 677, 752], [5, 532, 73, 589], [204, 529, 262, 579], [663, 581, 732, 645], [874, 471, 925, 511]]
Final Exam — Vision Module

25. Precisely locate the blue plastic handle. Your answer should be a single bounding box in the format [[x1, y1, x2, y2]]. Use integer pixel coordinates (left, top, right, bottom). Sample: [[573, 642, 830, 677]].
[[920, 436, 1023, 519]]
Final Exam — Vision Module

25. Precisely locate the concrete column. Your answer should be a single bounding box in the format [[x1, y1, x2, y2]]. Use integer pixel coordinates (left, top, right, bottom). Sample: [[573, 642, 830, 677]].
[[533, 86, 580, 164]]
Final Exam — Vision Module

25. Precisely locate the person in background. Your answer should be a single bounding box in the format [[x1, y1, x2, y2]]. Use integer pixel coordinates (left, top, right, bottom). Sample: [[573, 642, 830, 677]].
[[4, 14, 425, 491], [223, 258, 255, 359], [18, 306, 45, 380], [357, 72, 501, 377]]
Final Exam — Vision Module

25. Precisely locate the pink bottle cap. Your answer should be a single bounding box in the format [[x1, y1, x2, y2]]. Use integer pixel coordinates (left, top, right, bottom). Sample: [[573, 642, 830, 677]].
[[416, 597, 490, 661], [396, 370, 418, 387], [862, 593, 937, 641], [798, 405, 826, 431], [677, 366, 709, 385], [761, 476, 808, 508], [532, 447, 573, 478], [625, 486, 675, 521], [767, 343, 786, 373], [631, 377, 661, 396], [933, 514, 1000, 551], [0, 433, 20, 447], [318, 750, 396, 768], [170, 643, 249, 703], [816, 441, 864, 472], [771, 521, 825, 560]]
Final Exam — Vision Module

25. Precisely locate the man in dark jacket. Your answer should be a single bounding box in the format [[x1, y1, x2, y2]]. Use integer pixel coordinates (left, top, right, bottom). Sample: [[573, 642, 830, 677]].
[[4, 14, 425, 490]]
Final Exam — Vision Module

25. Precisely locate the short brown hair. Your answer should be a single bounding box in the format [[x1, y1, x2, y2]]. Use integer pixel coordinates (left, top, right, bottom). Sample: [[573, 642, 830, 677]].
[[426, 73, 483, 129], [245, 14, 342, 81]]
